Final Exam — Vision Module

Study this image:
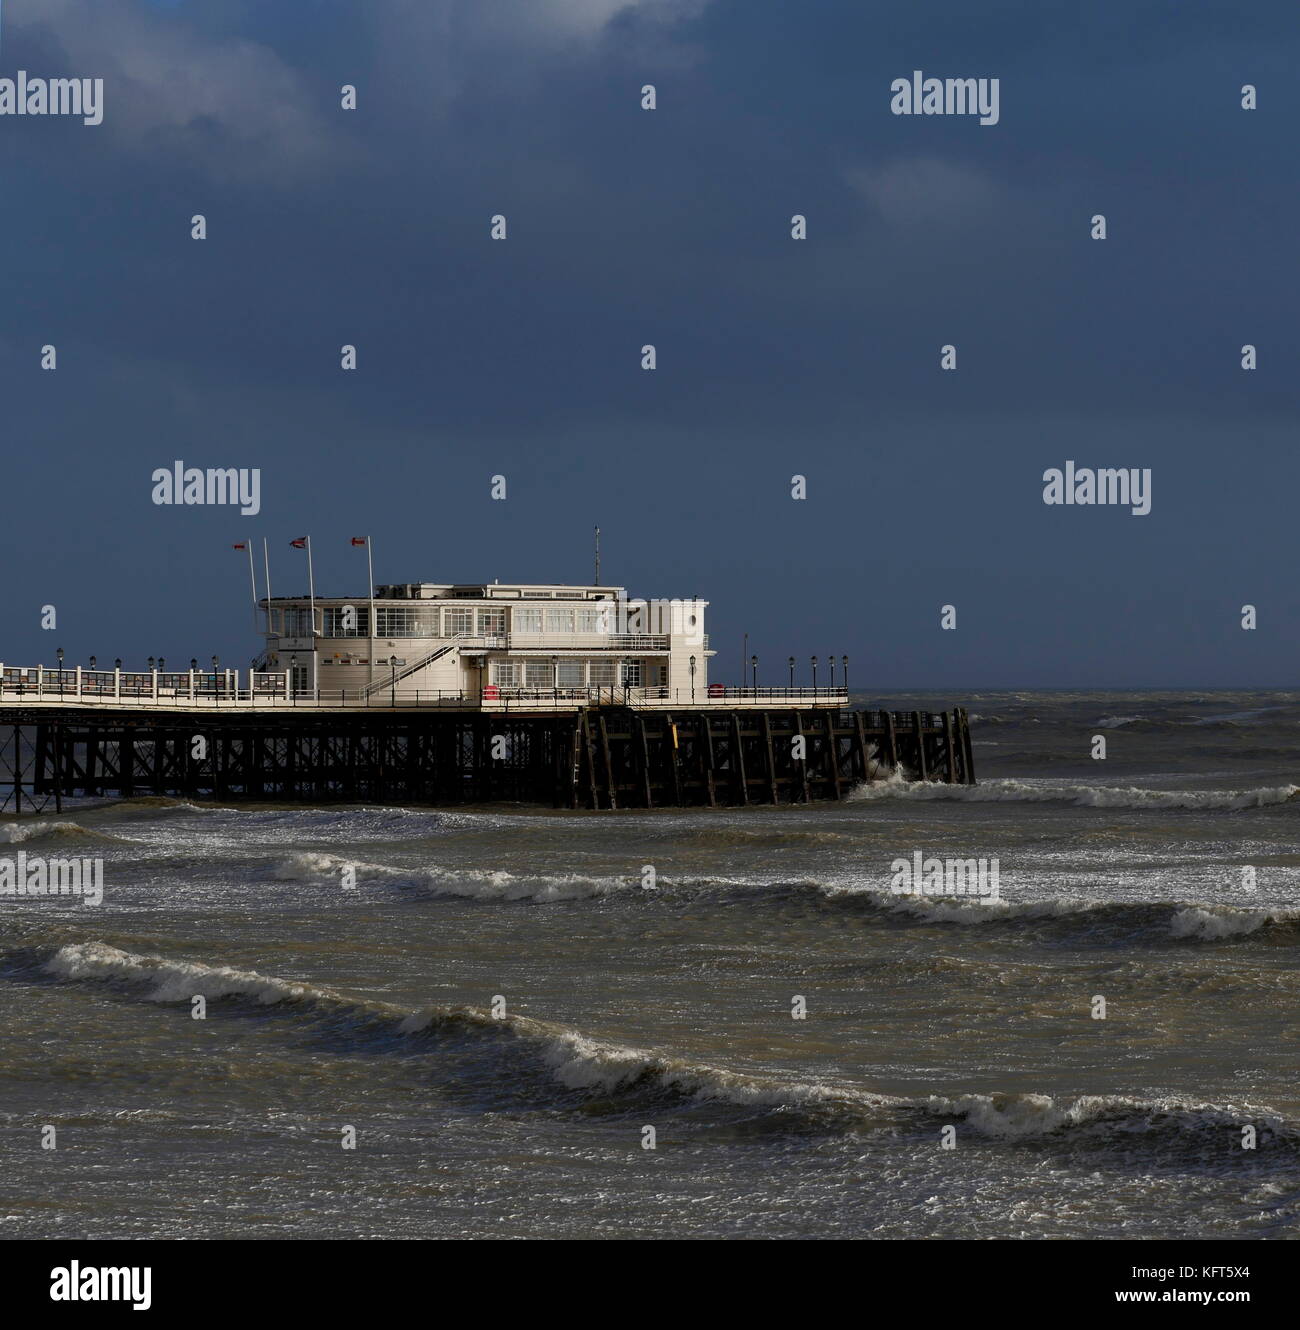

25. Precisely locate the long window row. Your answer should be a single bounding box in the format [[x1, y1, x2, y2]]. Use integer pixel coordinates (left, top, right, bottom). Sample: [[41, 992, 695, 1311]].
[[489, 659, 662, 688], [277, 604, 621, 639]]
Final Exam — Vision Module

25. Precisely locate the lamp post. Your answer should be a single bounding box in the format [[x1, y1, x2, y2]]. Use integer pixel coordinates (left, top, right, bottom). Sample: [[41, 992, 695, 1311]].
[[788, 655, 795, 689], [842, 655, 849, 693], [750, 654, 758, 690], [828, 655, 836, 689], [811, 656, 818, 692], [288, 654, 297, 704], [689, 654, 697, 702], [389, 655, 397, 707], [551, 655, 559, 702]]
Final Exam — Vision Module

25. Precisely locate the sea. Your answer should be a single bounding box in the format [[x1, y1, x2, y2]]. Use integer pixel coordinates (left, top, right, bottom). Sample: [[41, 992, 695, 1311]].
[[2, 689, 1298, 1240]]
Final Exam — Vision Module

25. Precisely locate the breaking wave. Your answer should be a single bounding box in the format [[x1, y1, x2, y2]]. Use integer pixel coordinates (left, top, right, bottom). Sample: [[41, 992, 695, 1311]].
[[273, 850, 625, 902], [0, 821, 127, 846], [23, 942, 1299, 1156], [267, 851, 1300, 942], [822, 887, 1300, 942], [849, 777, 1300, 812]]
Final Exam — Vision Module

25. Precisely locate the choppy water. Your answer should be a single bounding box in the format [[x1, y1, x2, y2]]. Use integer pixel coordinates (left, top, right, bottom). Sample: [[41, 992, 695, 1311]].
[[2, 689, 1299, 1239]]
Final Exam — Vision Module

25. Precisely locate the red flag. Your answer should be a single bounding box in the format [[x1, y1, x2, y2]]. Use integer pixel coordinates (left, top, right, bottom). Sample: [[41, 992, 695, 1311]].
[[232, 542, 247, 551], [290, 537, 307, 549], [350, 536, 366, 547]]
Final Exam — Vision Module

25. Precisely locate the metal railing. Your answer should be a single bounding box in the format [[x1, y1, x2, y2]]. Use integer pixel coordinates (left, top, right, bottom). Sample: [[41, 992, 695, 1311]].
[[0, 663, 849, 710]]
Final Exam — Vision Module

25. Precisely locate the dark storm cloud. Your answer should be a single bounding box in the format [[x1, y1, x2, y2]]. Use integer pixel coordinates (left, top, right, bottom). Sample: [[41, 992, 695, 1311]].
[[1, 0, 1297, 685]]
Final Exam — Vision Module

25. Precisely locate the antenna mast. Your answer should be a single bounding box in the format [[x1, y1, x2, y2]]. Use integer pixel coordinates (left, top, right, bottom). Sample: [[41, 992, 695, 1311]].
[[594, 525, 600, 586]]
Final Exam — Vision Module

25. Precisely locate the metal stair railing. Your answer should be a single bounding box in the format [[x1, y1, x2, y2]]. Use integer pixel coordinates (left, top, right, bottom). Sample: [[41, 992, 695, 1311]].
[[360, 638, 463, 698]]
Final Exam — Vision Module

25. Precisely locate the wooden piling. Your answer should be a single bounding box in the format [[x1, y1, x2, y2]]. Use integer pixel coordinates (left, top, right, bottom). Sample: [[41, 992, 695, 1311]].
[[729, 712, 748, 805], [911, 711, 927, 781], [760, 712, 778, 803], [943, 711, 957, 784]]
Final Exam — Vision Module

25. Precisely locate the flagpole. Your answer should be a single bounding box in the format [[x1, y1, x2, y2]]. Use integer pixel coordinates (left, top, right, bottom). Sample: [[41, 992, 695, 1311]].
[[306, 534, 317, 679], [367, 536, 375, 691], [262, 538, 273, 643], [246, 540, 258, 629]]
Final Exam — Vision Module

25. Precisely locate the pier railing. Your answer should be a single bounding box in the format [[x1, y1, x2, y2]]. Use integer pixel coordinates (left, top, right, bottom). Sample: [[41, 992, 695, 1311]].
[[0, 665, 849, 711]]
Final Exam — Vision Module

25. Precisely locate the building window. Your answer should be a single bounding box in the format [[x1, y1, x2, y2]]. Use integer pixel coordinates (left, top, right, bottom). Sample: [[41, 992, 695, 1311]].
[[478, 610, 506, 636], [576, 607, 603, 633], [282, 607, 313, 637], [557, 661, 584, 686], [444, 608, 474, 636], [545, 608, 574, 633], [513, 607, 543, 633], [620, 661, 642, 686], [376, 607, 423, 637], [492, 661, 519, 686], [588, 660, 615, 685], [323, 607, 370, 637], [524, 661, 552, 687]]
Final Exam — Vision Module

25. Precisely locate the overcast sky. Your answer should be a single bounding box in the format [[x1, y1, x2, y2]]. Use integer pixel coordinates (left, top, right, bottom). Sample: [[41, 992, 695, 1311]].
[[2, 0, 1297, 688]]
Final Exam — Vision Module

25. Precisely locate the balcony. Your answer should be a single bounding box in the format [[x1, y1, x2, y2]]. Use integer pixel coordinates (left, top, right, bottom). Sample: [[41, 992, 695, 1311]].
[[510, 633, 671, 651]]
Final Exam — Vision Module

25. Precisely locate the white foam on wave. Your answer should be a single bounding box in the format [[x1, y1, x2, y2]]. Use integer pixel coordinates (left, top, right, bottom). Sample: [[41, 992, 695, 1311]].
[[825, 886, 1300, 942], [272, 849, 625, 902], [1169, 905, 1300, 941], [848, 776, 1300, 811], [924, 1091, 1286, 1141], [45, 940, 339, 1007], [0, 821, 124, 845], [37, 943, 1295, 1143]]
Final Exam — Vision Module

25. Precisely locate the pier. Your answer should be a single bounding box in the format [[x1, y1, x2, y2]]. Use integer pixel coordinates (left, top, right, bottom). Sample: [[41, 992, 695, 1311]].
[[0, 575, 974, 811], [0, 674, 973, 811]]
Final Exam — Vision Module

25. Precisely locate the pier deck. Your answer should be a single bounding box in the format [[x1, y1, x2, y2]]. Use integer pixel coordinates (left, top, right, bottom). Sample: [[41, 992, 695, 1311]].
[[0, 700, 973, 812]]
